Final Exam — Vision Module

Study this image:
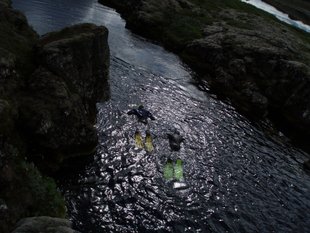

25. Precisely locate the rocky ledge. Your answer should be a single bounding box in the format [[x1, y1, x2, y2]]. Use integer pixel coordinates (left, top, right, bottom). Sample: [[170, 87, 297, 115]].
[[13, 217, 80, 233], [99, 0, 310, 154], [262, 0, 310, 25], [0, 0, 110, 232]]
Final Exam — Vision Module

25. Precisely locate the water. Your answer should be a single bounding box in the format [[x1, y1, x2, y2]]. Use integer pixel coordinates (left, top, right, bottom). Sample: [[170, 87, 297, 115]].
[[12, 0, 310, 232], [241, 0, 310, 33]]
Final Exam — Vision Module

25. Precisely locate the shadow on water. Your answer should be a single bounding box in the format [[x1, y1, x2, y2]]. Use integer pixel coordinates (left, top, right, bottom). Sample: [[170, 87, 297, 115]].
[[12, 0, 310, 232]]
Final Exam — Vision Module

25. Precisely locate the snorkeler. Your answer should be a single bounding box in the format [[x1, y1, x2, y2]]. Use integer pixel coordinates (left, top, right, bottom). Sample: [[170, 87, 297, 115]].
[[127, 105, 155, 125], [167, 130, 185, 151], [127, 105, 155, 152]]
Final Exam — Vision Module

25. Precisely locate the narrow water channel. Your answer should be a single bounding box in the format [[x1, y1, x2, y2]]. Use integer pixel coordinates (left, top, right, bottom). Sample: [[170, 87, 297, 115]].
[[12, 0, 310, 232]]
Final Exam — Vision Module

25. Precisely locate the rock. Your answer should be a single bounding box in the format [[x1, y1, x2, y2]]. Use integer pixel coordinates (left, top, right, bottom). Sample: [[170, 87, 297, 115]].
[[0, 160, 66, 233], [37, 23, 110, 120], [184, 9, 310, 132], [304, 160, 310, 170], [262, 0, 310, 25], [0, 2, 110, 232], [18, 23, 110, 171], [13, 217, 79, 233], [19, 68, 98, 171], [99, 0, 194, 42]]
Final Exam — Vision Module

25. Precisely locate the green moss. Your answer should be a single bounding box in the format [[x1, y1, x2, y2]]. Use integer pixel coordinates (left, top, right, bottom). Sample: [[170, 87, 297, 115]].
[[12, 160, 66, 217], [0, 159, 66, 230], [112, 0, 309, 54], [163, 14, 204, 48], [20, 162, 66, 217]]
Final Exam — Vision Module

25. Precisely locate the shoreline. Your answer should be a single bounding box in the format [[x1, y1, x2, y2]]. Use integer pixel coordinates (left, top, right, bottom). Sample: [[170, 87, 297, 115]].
[[262, 0, 310, 25]]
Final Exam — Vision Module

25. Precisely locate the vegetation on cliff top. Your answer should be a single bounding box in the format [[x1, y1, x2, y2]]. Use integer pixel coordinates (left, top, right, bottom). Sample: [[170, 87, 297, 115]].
[[263, 0, 310, 25]]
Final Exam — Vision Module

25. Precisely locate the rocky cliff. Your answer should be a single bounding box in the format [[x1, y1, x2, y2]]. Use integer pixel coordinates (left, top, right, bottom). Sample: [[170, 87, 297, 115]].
[[20, 23, 110, 172], [99, 0, 310, 153], [0, 0, 110, 232]]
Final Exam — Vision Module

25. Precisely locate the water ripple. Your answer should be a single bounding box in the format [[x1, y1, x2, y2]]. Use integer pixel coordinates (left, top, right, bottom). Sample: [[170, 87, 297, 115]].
[[12, 0, 310, 232]]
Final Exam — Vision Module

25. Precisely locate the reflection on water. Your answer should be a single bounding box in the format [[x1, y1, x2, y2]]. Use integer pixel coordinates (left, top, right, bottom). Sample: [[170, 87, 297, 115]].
[[12, 0, 310, 232], [241, 0, 310, 33], [64, 57, 310, 232]]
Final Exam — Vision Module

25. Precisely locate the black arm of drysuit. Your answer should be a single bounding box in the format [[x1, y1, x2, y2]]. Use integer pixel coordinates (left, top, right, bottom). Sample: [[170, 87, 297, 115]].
[[127, 109, 137, 115]]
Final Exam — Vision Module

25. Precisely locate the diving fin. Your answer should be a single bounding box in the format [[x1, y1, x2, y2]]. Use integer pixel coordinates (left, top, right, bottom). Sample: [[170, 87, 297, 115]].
[[174, 159, 184, 181], [134, 130, 144, 148], [145, 130, 154, 152], [164, 159, 174, 181]]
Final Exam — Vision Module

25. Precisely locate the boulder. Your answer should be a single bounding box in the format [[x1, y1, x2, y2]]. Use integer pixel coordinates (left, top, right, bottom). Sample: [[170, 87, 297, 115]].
[[13, 217, 79, 233], [36, 23, 110, 120], [18, 24, 110, 171]]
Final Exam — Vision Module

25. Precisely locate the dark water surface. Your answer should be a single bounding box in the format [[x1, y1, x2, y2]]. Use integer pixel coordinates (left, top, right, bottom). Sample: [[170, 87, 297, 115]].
[[13, 0, 310, 232]]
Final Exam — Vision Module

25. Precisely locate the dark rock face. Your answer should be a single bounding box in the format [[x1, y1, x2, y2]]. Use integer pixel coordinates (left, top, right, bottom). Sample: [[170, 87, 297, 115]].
[[13, 217, 79, 233], [99, 0, 191, 41], [0, 1, 110, 232], [19, 24, 110, 171], [37, 24, 110, 119], [184, 10, 310, 142]]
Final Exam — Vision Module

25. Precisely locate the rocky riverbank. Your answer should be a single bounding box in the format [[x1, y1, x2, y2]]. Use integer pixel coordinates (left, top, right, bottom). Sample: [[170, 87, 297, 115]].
[[99, 0, 310, 153], [262, 0, 310, 25], [0, 0, 110, 232]]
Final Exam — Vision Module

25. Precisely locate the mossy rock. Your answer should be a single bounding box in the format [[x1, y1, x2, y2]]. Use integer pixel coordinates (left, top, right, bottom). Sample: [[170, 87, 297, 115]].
[[0, 159, 66, 233]]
